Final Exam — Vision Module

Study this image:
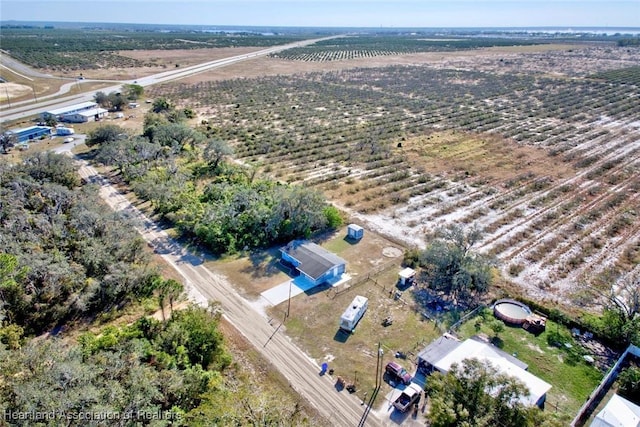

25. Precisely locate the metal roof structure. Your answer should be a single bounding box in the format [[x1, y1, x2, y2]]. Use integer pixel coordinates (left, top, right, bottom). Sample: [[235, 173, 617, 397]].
[[69, 108, 108, 118], [43, 101, 98, 116], [281, 240, 345, 281], [591, 394, 640, 427], [418, 335, 550, 406]]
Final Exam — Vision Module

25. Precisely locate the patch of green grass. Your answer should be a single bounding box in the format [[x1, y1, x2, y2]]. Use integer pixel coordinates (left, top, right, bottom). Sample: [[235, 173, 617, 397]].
[[322, 236, 351, 255], [457, 311, 603, 418]]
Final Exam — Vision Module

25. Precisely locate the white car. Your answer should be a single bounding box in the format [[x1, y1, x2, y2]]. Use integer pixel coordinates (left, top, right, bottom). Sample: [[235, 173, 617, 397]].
[[63, 137, 74, 143]]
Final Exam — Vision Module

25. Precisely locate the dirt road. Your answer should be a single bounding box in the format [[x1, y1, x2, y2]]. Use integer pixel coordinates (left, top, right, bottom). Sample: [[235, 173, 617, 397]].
[[75, 160, 384, 427]]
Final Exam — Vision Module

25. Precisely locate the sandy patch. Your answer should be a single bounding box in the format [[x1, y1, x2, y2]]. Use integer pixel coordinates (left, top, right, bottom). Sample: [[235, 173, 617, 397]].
[[0, 82, 33, 100], [382, 247, 403, 258]]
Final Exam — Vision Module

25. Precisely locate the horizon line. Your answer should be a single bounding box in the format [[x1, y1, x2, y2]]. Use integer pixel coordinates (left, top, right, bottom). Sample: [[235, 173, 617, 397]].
[[2, 20, 640, 31]]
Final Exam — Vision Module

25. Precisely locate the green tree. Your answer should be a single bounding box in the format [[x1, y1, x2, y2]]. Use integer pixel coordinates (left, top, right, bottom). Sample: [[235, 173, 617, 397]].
[[203, 138, 234, 171], [0, 131, 18, 154], [108, 91, 126, 111], [323, 205, 343, 229], [142, 111, 170, 141], [159, 304, 229, 370], [132, 167, 194, 215], [618, 366, 640, 404], [152, 122, 204, 152], [426, 358, 560, 427], [416, 224, 492, 305], [94, 90, 109, 108], [188, 371, 309, 426], [585, 269, 640, 345], [123, 83, 144, 100], [157, 278, 184, 322], [43, 115, 58, 127], [20, 151, 80, 188], [0, 253, 28, 325], [152, 97, 174, 114], [86, 124, 128, 147], [0, 160, 154, 335], [0, 324, 24, 349], [183, 107, 196, 119]]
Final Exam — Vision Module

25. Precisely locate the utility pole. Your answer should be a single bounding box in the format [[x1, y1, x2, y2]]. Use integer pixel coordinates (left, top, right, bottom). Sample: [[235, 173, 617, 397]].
[[286, 280, 292, 319], [375, 342, 384, 390], [4, 87, 11, 108]]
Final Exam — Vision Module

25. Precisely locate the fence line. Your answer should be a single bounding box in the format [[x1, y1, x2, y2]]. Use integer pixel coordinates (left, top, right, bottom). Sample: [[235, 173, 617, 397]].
[[448, 304, 487, 334], [328, 259, 399, 299], [571, 344, 640, 426]]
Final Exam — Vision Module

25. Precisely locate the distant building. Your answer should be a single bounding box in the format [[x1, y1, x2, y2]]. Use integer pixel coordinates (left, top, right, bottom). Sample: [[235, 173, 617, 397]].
[[5, 126, 52, 143], [61, 107, 108, 123], [590, 394, 640, 427], [417, 335, 552, 408], [41, 101, 99, 122], [280, 240, 346, 286]]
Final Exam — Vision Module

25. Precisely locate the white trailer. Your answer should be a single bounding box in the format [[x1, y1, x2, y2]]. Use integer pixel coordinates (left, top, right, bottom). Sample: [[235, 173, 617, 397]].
[[56, 126, 75, 136], [339, 295, 368, 332]]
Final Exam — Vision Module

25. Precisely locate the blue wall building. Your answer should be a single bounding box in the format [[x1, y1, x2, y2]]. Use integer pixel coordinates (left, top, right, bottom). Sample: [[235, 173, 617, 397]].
[[280, 240, 346, 286], [7, 126, 52, 143]]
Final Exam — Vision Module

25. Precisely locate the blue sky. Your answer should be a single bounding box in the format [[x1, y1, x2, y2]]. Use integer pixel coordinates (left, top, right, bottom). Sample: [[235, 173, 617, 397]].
[[1, 0, 639, 28]]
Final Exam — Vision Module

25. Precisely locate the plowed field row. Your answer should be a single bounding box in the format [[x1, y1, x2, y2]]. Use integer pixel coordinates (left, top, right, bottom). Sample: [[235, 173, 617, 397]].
[[148, 46, 640, 305]]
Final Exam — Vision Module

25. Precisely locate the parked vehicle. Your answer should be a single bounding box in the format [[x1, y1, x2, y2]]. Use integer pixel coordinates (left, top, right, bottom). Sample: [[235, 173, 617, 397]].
[[385, 361, 412, 385], [339, 295, 368, 332], [63, 137, 74, 143], [393, 383, 422, 412]]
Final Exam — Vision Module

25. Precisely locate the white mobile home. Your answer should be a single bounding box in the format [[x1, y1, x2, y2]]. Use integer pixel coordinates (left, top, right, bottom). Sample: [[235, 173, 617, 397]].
[[61, 107, 108, 123], [339, 295, 368, 332], [56, 126, 75, 136], [41, 101, 98, 121]]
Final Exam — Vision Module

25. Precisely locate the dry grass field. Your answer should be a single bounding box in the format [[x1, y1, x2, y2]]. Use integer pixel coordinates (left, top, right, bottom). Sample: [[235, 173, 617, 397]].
[[8, 40, 634, 313], [142, 41, 639, 314], [4, 38, 632, 423]]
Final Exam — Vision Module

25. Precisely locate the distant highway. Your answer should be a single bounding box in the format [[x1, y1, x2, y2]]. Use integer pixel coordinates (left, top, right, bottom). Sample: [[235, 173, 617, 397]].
[[0, 36, 339, 123]]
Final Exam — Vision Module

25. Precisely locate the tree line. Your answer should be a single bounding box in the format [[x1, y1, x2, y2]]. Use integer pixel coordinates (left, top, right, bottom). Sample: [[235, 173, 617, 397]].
[[0, 304, 315, 425], [0, 152, 160, 338], [0, 135, 320, 426], [87, 97, 343, 255]]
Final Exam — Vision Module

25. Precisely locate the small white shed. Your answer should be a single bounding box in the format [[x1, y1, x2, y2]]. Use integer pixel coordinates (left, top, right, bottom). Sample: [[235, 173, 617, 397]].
[[398, 267, 416, 286], [347, 224, 364, 240]]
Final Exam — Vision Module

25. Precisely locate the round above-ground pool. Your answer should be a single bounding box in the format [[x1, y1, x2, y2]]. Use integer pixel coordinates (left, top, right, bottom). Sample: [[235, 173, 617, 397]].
[[493, 299, 532, 325]]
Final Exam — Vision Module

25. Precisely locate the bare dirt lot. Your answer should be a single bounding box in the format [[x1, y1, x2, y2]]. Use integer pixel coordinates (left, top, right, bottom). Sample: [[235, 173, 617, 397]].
[[83, 47, 265, 80], [213, 225, 405, 299], [0, 82, 32, 101]]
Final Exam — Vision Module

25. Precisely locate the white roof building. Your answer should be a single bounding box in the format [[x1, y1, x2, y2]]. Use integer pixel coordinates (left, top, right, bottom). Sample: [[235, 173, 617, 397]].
[[418, 336, 552, 407], [61, 108, 109, 123], [42, 101, 98, 119], [591, 394, 640, 427]]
